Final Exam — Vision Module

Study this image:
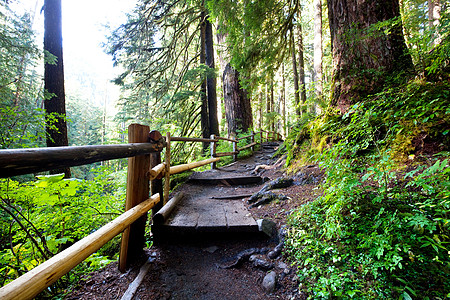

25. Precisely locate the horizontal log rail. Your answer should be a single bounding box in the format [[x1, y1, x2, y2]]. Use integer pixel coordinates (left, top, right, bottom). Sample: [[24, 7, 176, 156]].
[[149, 163, 166, 180], [237, 134, 253, 140], [0, 193, 160, 300], [213, 151, 239, 157], [170, 136, 218, 143], [238, 142, 258, 152], [216, 136, 238, 143], [169, 157, 220, 175], [0, 142, 165, 178]]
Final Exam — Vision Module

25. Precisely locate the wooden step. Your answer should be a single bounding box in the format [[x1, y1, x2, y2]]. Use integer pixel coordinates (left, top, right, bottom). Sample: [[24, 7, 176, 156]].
[[153, 197, 258, 235], [188, 171, 262, 186]]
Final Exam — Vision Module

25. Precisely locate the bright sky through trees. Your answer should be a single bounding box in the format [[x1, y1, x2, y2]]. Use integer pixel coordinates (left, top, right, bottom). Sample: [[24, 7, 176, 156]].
[[11, 0, 136, 107]]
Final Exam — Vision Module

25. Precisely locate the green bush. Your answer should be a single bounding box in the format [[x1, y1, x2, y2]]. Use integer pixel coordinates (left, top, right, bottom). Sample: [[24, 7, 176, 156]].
[[285, 79, 450, 299], [0, 167, 126, 296]]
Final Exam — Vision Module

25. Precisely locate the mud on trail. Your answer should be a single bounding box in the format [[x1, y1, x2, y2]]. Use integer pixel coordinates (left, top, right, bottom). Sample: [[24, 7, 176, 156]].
[[66, 143, 323, 300]]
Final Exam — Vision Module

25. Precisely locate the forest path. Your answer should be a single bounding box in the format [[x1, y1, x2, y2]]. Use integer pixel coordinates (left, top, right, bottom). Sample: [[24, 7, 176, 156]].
[[67, 141, 318, 300], [153, 142, 282, 237]]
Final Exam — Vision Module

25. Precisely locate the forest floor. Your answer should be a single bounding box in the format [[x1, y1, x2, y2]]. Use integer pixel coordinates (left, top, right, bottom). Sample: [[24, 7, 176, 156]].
[[66, 143, 324, 300]]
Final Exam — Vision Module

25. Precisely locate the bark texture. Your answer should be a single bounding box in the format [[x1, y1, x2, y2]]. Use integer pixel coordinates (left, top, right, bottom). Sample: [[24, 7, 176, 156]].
[[205, 18, 219, 136], [200, 12, 209, 150], [44, 0, 70, 177], [428, 0, 441, 45], [223, 63, 253, 136], [290, 27, 300, 117], [313, 0, 323, 97], [327, 0, 413, 112], [297, 8, 307, 115]]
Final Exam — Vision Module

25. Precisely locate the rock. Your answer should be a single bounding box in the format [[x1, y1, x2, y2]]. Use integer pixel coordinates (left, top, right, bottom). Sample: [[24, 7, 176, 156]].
[[268, 242, 283, 259], [278, 226, 288, 242], [256, 219, 277, 238], [249, 191, 288, 208], [253, 258, 274, 270], [249, 254, 274, 270], [295, 171, 321, 185], [248, 177, 293, 204], [219, 248, 260, 269], [276, 261, 290, 274], [203, 246, 219, 253], [262, 271, 277, 293]]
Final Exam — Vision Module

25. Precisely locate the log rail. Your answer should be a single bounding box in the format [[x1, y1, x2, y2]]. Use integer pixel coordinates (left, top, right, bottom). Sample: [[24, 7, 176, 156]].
[[0, 124, 281, 299]]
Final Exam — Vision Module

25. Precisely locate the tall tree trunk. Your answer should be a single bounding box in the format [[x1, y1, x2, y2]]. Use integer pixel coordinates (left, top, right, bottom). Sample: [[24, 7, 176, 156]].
[[200, 11, 209, 151], [327, 0, 413, 113], [270, 78, 275, 133], [205, 18, 219, 136], [313, 0, 323, 99], [428, 0, 441, 45], [290, 27, 300, 118], [258, 88, 263, 131], [44, 0, 70, 177], [222, 63, 253, 136], [297, 8, 307, 115]]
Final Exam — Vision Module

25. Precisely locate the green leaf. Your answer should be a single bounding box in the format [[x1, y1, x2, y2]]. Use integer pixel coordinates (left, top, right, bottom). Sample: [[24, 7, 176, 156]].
[[35, 173, 65, 187], [401, 291, 413, 300]]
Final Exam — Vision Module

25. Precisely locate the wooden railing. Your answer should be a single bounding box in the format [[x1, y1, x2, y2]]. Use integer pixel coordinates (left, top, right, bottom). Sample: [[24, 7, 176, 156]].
[[0, 124, 281, 299]]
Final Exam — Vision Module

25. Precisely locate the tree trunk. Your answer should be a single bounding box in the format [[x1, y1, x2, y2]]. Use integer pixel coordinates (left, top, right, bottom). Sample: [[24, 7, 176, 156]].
[[297, 8, 307, 115], [270, 78, 275, 132], [428, 0, 441, 45], [327, 0, 413, 113], [205, 18, 219, 136], [222, 63, 253, 136], [200, 11, 209, 151], [44, 0, 70, 177], [258, 89, 263, 131], [290, 27, 300, 118], [313, 0, 323, 98]]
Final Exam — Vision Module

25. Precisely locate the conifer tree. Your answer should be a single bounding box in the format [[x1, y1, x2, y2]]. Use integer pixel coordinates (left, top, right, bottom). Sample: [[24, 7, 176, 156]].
[[44, 0, 70, 177]]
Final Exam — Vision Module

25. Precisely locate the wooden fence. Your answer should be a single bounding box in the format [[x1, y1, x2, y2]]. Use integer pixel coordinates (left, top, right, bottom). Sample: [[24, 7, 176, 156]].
[[0, 124, 281, 299]]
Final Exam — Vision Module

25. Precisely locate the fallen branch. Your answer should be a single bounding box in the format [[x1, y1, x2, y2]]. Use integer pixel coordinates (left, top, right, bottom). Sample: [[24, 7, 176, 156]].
[[120, 257, 155, 300]]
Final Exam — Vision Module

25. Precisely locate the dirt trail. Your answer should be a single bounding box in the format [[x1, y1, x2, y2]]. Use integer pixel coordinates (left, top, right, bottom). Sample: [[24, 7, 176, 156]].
[[67, 142, 322, 300]]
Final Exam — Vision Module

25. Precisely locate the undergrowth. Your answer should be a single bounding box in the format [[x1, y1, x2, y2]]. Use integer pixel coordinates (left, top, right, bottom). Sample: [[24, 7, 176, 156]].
[[285, 79, 450, 299], [0, 167, 126, 297]]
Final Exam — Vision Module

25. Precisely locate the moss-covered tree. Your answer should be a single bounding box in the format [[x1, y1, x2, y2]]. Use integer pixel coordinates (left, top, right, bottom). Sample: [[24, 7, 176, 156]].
[[327, 0, 413, 112]]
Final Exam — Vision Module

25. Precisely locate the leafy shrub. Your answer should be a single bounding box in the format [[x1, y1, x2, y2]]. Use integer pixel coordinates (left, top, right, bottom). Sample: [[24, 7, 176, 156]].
[[0, 167, 126, 295], [286, 146, 449, 298], [285, 79, 450, 299]]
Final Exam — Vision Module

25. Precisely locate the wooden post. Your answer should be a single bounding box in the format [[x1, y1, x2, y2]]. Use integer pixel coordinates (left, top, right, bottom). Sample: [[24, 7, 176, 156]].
[[251, 131, 255, 152], [119, 124, 151, 272], [164, 132, 171, 205], [210, 134, 216, 169], [232, 135, 238, 161], [149, 131, 164, 241]]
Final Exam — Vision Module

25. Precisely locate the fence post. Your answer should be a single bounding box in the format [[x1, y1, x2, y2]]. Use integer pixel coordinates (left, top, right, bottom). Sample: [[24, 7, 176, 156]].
[[164, 132, 171, 205], [119, 124, 152, 272], [232, 135, 238, 161], [251, 131, 255, 152], [210, 134, 216, 169], [150, 131, 164, 243]]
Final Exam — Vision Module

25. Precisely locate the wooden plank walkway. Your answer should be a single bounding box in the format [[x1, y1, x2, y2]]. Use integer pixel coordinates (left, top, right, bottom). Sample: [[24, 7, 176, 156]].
[[154, 185, 259, 235], [153, 142, 281, 237]]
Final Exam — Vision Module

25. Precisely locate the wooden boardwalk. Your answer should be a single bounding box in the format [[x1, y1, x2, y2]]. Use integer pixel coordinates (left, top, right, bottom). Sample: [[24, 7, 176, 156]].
[[153, 142, 280, 236]]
